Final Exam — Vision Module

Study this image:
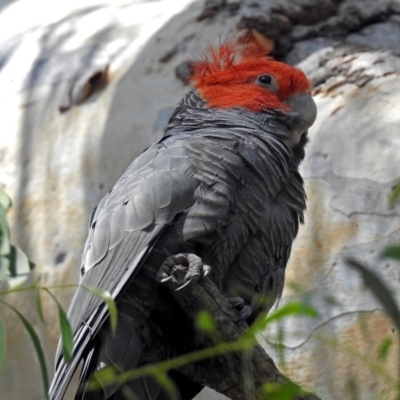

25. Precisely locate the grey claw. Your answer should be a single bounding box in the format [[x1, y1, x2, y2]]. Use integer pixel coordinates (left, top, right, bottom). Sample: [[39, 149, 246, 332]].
[[203, 265, 211, 277], [161, 275, 174, 283], [175, 280, 193, 291], [236, 305, 252, 322], [159, 254, 211, 290], [228, 297, 244, 308]]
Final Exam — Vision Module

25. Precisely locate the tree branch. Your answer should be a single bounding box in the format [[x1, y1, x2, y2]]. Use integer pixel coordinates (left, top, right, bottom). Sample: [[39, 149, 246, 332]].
[[162, 267, 321, 400]]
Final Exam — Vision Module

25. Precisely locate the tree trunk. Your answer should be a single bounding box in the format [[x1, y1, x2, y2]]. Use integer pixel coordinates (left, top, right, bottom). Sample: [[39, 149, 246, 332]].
[[1, 0, 400, 399]]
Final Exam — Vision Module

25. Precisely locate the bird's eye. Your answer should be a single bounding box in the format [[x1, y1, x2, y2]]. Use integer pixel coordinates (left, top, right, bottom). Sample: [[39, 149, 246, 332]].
[[258, 75, 272, 85]]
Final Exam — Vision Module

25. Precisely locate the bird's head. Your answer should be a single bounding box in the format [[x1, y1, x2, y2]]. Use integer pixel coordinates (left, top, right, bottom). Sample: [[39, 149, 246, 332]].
[[190, 36, 317, 147]]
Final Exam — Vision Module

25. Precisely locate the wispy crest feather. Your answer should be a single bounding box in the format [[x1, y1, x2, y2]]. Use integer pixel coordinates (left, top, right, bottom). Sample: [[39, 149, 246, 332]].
[[191, 35, 269, 78], [189, 33, 311, 112]]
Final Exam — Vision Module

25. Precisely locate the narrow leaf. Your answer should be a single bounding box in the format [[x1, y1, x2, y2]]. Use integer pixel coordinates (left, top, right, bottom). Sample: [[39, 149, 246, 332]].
[[58, 305, 73, 362], [7, 245, 32, 287], [195, 311, 216, 333], [248, 302, 318, 337], [44, 289, 74, 362], [380, 246, 400, 261], [0, 207, 11, 283], [89, 366, 120, 390], [0, 208, 10, 256], [0, 188, 11, 210], [153, 371, 178, 399], [0, 313, 5, 371], [377, 337, 392, 362], [0, 300, 49, 399], [276, 325, 285, 367], [121, 385, 139, 400], [261, 381, 302, 400], [35, 289, 45, 323], [389, 182, 400, 209], [82, 286, 118, 333], [347, 258, 400, 332], [0, 256, 8, 283]]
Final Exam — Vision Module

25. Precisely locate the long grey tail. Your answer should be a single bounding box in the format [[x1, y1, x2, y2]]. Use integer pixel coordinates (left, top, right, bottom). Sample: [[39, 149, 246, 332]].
[[75, 341, 102, 400]]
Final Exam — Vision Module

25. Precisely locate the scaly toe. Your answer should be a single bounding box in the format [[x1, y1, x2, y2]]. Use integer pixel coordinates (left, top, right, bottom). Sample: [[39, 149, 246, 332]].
[[236, 305, 252, 322]]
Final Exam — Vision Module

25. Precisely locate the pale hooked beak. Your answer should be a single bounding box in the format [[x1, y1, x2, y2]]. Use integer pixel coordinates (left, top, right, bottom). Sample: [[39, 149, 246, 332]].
[[283, 93, 317, 146]]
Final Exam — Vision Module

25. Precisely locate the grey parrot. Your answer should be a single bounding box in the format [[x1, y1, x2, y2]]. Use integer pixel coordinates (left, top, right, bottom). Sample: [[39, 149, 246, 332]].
[[49, 37, 317, 400]]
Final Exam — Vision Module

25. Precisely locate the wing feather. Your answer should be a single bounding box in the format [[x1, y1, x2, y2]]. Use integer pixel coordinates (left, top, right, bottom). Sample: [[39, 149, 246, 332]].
[[50, 138, 196, 399]]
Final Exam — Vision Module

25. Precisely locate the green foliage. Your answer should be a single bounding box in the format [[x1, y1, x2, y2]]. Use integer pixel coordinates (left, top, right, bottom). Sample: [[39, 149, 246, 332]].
[[347, 259, 400, 333], [0, 281, 119, 399], [380, 245, 400, 260], [377, 337, 392, 362], [0, 299, 50, 400], [260, 381, 303, 400], [1, 183, 400, 400], [0, 188, 12, 283], [246, 301, 318, 339], [345, 257, 400, 399], [45, 289, 74, 362], [153, 372, 178, 399], [0, 188, 41, 379], [0, 189, 119, 399], [389, 182, 400, 209], [0, 187, 34, 287], [35, 288, 45, 323], [0, 187, 323, 399], [195, 310, 216, 333], [276, 325, 286, 367], [86, 301, 319, 398], [0, 188, 12, 210]]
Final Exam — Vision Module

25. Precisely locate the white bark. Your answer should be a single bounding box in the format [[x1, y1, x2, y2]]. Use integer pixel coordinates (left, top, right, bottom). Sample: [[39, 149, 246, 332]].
[[1, 0, 400, 399]]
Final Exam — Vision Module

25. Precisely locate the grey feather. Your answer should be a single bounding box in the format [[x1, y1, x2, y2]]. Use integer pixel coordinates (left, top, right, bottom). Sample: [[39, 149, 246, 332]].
[[50, 90, 308, 400]]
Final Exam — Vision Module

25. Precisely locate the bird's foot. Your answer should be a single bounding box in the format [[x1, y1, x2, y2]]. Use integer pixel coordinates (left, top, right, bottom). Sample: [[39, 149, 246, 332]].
[[157, 253, 211, 291], [227, 297, 252, 322]]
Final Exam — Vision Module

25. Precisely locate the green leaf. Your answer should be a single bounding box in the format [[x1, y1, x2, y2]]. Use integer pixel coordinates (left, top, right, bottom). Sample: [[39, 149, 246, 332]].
[[276, 325, 286, 367], [121, 385, 139, 400], [35, 289, 45, 323], [261, 381, 302, 400], [0, 300, 49, 399], [153, 371, 178, 399], [377, 337, 392, 362], [389, 182, 400, 209], [347, 259, 400, 332], [0, 208, 10, 256], [7, 245, 33, 287], [380, 246, 400, 261], [195, 311, 216, 333], [0, 188, 11, 210], [0, 188, 33, 286], [89, 366, 120, 391], [0, 203, 10, 283], [0, 313, 5, 372], [0, 256, 8, 283], [248, 302, 318, 337], [44, 289, 74, 362], [82, 286, 118, 333], [58, 305, 73, 362]]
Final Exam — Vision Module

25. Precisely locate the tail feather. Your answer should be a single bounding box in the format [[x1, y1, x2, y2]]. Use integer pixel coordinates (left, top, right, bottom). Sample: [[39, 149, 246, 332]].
[[76, 342, 102, 400], [49, 304, 109, 400]]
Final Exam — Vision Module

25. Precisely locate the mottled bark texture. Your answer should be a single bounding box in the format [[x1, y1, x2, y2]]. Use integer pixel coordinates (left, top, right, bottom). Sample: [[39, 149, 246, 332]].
[[160, 254, 321, 400]]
